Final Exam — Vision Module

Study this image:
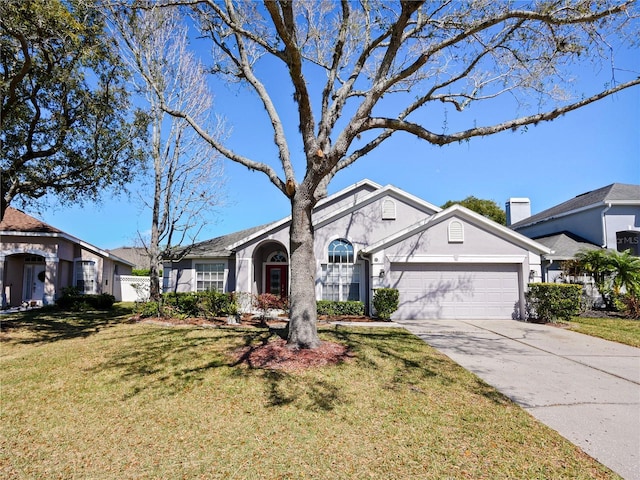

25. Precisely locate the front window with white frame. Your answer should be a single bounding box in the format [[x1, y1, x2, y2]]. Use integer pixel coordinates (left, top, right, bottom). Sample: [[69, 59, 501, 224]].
[[195, 263, 225, 292], [74, 259, 97, 294], [322, 239, 360, 301]]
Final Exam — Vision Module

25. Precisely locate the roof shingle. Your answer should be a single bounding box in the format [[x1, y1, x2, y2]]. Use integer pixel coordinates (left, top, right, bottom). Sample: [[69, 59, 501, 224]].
[[0, 207, 63, 234], [511, 183, 640, 228]]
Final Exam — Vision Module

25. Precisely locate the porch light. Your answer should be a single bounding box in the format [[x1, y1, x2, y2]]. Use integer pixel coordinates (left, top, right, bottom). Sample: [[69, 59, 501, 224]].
[[379, 269, 385, 279]]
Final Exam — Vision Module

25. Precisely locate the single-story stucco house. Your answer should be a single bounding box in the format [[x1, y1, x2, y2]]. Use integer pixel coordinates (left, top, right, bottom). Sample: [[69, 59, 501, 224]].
[[164, 180, 551, 320], [0, 207, 134, 308]]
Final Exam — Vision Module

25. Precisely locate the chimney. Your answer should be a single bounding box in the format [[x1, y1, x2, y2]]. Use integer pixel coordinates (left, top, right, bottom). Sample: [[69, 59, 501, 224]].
[[506, 198, 531, 226]]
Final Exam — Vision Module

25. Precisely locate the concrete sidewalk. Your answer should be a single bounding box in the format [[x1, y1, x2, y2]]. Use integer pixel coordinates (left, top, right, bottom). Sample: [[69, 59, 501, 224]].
[[400, 319, 640, 480]]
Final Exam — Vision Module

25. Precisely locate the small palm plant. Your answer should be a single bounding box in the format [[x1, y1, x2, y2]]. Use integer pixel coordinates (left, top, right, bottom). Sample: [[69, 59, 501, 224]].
[[574, 248, 640, 311]]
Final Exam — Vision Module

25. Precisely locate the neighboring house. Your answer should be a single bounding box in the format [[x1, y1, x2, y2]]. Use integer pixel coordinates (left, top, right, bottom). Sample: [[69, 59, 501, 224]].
[[108, 246, 150, 271], [508, 183, 640, 281], [0, 207, 134, 308], [164, 180, 550, 320]]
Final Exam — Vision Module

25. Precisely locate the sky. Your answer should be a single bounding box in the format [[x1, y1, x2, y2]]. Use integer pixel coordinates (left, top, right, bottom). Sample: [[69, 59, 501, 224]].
[[30, 22, 640, 252]]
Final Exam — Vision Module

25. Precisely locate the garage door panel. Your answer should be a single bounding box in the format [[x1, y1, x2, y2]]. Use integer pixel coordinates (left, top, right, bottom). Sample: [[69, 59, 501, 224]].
[[390, 263, 520, 320]]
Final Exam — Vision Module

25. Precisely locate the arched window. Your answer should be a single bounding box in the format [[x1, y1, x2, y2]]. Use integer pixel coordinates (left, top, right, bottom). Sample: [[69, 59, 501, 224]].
[[268, 251, 287, 263], [328, 239, 354, 263], [322, 239, 360, 301]]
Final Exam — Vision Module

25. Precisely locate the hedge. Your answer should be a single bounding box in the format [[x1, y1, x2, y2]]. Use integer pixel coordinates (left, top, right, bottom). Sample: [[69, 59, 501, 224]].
[[317, 300, 365, 316], [525, 283, 582, 322], [56, 289, 116, 311], [138, 291, 238, 318]]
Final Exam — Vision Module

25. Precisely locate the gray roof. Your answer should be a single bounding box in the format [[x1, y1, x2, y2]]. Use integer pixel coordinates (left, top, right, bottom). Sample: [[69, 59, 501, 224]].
[[533, 232, 600, 261], [108, 247, 149, 270], [511, 183, 640, 229], [170, 223, 275, 259]]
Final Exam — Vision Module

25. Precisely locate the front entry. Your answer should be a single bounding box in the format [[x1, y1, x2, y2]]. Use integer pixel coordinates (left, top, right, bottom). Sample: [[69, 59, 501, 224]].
[[266, 265, 288, 297], [23, 263, 46, 305]]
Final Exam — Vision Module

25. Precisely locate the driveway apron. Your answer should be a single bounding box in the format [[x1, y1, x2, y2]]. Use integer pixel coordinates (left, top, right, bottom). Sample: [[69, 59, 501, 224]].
[[400, 319, 640, 480]]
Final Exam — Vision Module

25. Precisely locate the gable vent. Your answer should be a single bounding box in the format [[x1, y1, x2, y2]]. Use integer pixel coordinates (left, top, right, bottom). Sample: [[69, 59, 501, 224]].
[[448, 220, 464, 243], [382, 199, 396, 220]]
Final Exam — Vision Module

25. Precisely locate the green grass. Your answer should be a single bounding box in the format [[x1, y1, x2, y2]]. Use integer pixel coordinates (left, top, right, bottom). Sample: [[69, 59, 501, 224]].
[[563, 316, 640, 347], [0, 307, 620, 479]]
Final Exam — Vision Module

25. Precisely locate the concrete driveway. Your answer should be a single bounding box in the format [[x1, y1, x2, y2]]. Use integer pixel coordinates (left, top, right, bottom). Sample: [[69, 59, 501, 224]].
[[400, 319, 640, 480]]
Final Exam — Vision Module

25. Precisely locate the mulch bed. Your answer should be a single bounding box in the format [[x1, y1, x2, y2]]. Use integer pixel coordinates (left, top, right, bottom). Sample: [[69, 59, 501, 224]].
[[233, 337, 354, 372], [134, 313, 370, 371]]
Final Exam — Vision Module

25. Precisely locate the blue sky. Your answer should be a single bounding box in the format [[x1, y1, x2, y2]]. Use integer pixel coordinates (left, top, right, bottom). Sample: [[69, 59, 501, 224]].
[[34, 38, 639, 252]]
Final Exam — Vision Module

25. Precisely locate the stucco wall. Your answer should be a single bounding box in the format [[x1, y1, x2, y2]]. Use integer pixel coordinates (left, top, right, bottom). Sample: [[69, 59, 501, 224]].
[[515, 207, 603, 246], [384, 216, 530, 259], [314, 194, 434, 261], [605, 205, 640, 250], [515, 205, 640, 251]]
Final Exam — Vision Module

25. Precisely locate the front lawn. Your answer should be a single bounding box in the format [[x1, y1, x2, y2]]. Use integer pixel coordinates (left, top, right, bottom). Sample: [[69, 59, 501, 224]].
[[564, 316, 640, 347], [0, 307, 619, 479]]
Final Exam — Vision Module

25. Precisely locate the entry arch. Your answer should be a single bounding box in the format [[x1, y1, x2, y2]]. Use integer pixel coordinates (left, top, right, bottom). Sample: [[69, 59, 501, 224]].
[[251, 240, 289, 297]]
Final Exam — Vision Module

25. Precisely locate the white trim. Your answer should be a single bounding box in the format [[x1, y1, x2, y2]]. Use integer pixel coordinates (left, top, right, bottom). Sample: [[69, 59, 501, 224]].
[[313, 184, 441, 230], [387, 255, 527, 264], [1, 231, 134, 267], [324, 235, 357, 262], [226, 179, 382, 250], [513, 200, 640, 229], [363, 204, 551, 255], [73, 257, 98, 294], [0, 247, 58, 261], [192, 259, 228, 292]]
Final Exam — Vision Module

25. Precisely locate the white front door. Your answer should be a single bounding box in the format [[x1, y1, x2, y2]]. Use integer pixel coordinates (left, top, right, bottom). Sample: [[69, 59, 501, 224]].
[[24, 264, 46, 305]]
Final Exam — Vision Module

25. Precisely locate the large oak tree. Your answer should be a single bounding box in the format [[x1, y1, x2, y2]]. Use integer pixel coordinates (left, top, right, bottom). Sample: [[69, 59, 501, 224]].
[[0, 0, 144, 219], [127, 0, 639, 349]]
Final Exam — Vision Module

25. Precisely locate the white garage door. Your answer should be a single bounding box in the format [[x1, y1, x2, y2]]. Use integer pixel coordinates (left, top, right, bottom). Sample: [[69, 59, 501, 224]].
[[389, 263, 520, 320]]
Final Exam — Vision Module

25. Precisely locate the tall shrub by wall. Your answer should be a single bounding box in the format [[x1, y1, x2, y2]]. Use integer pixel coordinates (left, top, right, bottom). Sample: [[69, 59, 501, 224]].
[[525, 283, 582, 322]]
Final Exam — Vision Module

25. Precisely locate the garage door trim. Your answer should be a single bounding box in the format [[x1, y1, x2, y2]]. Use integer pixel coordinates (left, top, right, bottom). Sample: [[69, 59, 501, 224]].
[[389, 262, 523, 320], [387, 254, 527, 263]]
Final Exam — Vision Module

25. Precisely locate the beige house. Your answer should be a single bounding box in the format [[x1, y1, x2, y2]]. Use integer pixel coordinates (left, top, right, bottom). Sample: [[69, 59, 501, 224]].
[[0, 207, 133, 308]]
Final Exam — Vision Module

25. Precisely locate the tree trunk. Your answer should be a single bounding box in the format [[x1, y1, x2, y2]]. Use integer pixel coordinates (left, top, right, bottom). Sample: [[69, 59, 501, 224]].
[[286, 191, 321, 349]]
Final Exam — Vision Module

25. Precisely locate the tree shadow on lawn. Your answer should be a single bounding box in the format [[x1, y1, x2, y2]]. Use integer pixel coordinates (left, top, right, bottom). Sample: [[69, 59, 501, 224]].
[[330, 327, 513, 407], [0, 305, 133, 345], [86, 323, 510, 410]]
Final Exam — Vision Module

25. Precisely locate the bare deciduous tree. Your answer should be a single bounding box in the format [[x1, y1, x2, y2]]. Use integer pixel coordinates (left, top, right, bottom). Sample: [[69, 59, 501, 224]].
[[110, 5, 225, 300], [123, 0, 638, 348]]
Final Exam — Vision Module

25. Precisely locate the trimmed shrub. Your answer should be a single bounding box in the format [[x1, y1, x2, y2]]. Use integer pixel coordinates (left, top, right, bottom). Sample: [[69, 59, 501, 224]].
[[199, 290, 238, 317], [163, 292, 200, 317], [137, 300, 162, 318], [56, 288, 116, 311], [137, 291, 239, 319], [525, 283, 582, 322], [373, 288, 399, 320], [316, 300, 365, 316]]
